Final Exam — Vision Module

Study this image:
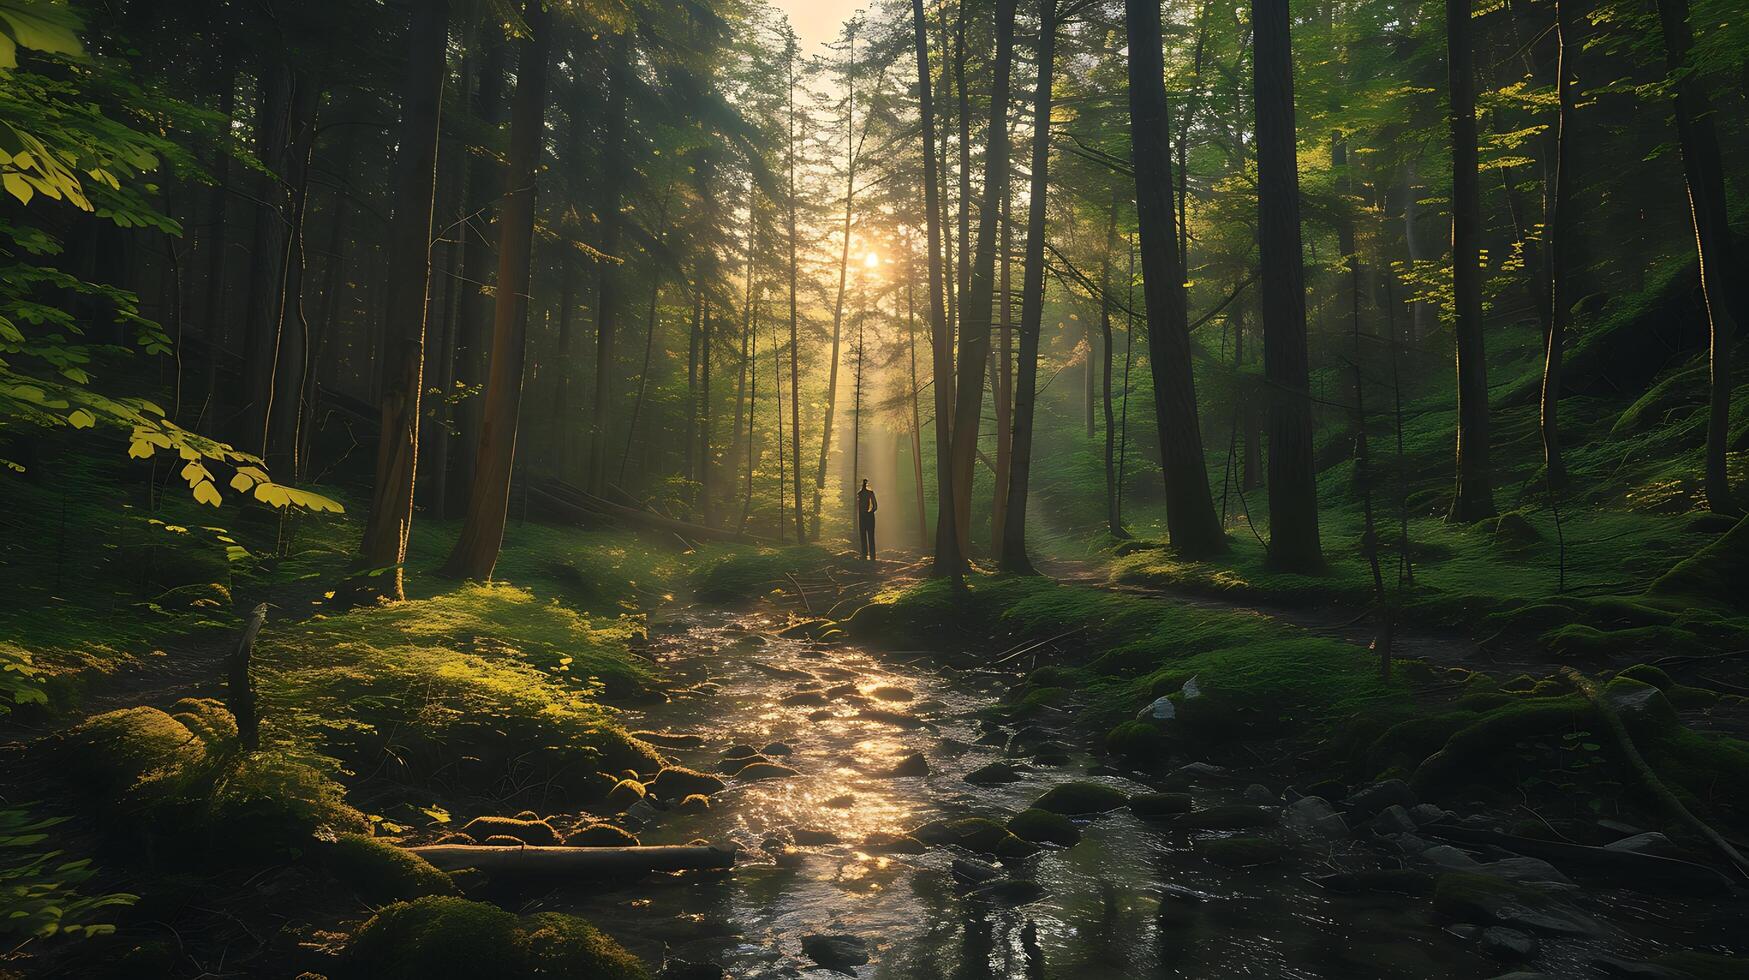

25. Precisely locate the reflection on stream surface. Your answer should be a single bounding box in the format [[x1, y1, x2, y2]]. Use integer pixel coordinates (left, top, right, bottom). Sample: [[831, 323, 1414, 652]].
[[508, 605, 1735, 979]]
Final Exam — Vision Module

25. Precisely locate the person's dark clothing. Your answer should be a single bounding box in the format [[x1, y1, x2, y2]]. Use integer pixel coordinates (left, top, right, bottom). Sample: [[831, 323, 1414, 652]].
[[857, 487, 877, 561]]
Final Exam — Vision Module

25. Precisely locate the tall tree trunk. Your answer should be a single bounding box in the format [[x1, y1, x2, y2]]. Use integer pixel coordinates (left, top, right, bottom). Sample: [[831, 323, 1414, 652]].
[[1237, 301, 1260, 490], [1539, 0, 1581, 490], [949, 0, 1017, 560], [449, 34, 509, 516], [787, 35, 807, 544], [1655, 0, 1739, 515], [619, 192, 672, 485], [586, 35, 631, 495], [1125, 0, 1225, 557], [999, 0, 1056, 574], [699, 305, 714, 528], [1253, 0, 1322, 569], [912, 0, 962, 583], [815, 24, 858, 541], [264, 75, 320, 483], [1447, 0, 1497, 522], [1100, 196, 1126, 538], [954, 0, 972, 322], [359, 0, 448, 599], [907, 232, 930, 548], [990, 180, 1014, 559], [441, 1, 551, 579]]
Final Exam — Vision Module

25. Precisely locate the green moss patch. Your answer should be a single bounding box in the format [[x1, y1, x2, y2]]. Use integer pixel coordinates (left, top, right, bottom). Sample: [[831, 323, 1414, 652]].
[[1031, 781, 1127, 815], [326, 834, 457, 902], [1007, 808, 1081, 847], [344, 896, 648, 980]]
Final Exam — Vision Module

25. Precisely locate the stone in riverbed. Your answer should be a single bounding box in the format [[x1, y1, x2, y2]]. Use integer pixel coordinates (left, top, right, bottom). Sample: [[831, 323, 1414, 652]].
[[677, 794, 711, 814], [781, 690, 830, 707], [858, 707, 928, 729], [968, 879, 1046, 905], [1031, 781, 1127, 815], [1371, 804, 1419, 835], [649, 766, 726, 799], [870, 685, 914, 702], [735, 762, 799, 782], [1128, 793, 1193, 819], [801, 934, 870, 972], [1007, 808, 1081, 847], [1281, 796, 1348, 839], [567, 823, 640, 847], [1433, 872, 1603, 936], [459, 816, 561, 847], [604, 778, 647, 811], [1342, 778, 1416, 818], [1480, 927, 1539, 963], [631, 730, 707, 749], [718, 753, 774, 773], [910, 818, 1040, 859], [860, 832, 928, 855], [1242, 784, 1278, 804], [886, 751, 929, 777], [724, 744, 758, 757], [823, 793, 855, 808], [760, 741, 793, 756], [964, 762, 1025, 785], [792, 827, 841, 845], [951, 857, 1004, 885]]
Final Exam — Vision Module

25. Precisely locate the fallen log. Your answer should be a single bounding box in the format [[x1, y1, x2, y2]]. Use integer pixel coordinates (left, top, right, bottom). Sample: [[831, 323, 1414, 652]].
[[409, 843, 737, 877]]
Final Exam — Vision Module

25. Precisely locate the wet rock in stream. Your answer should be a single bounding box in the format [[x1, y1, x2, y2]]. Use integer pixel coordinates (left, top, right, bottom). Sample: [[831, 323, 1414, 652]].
[[964, 761, 1025, 785], [648, 765, 725, 799], [460, 816, 562, 846], [885, 751, 929, 777], [1030, 781, 1127, 814], [734, 762, 799, 781], [800, 934, 870, 972], [1129, 792, 1194, 818]]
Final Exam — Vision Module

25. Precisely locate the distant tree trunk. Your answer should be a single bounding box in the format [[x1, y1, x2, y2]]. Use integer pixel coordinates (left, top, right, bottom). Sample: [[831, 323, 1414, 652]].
[[1655, 0, 1739, 516], [449, 34, 509, 517], [1447, 0, 1497, 522], [990, 181, 1014, 559], [727, 191, 753, 496], [699, 305, 714, 528], [1125, 0, 1225, 558], [1100, 197, 1126, 538], [441, 1, 551, 580], [1237, 301, 1260, 491], [358, 0, 448, 599], [1402, 159, 1434, 342], [999, 0, 1056, 574], [198, 40, 237, 434], [954, 0, 972, 324], [949, 0, 1017, 560], [619, 193, 672, 485], [815, 24, 858, 542], [264, 75, 320, 483], [1539, 0, 1580, 490], [907, 234, 929, 548], [1083, 322, 1095, 439], [1253, 0, 1322, 569], [912, 0, 962, 584], [787, 45, 806, 545], [586, 34, 631, 496], [686, 290, 701, 490]]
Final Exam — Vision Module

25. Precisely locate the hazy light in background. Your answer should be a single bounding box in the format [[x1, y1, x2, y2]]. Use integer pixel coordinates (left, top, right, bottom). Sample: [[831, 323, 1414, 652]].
[[767, 0, 865, 54]]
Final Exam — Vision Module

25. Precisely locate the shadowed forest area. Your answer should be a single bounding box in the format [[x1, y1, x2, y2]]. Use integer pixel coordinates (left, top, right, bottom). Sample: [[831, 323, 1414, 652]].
[[3, 0, 1749, 975]]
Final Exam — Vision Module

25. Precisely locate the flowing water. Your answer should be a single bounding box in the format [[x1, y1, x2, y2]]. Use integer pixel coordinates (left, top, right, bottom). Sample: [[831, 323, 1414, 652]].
[[519, 602, 1737, 979]]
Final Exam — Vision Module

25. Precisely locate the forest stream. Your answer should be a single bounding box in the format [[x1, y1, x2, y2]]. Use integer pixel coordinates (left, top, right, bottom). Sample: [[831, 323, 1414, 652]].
[[496, 595, 1739, 980]]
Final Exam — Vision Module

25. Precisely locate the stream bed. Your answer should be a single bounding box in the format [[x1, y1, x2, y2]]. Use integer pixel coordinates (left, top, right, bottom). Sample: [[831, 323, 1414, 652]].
[[513, 603, 1739, 979]]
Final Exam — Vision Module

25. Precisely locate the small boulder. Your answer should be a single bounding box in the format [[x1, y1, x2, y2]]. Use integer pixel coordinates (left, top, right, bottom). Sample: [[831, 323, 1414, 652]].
[[759, 741, 793, 756], [911, 818, 1040, 859], [567, 823, 640, 847], [1242, 784, 1278, 805], [1031, 781, 1127, 815], [735, 762, 800, 781], [1371, 804, 1419, 836], [605, 779, 647, 811], [792, 827, 841, 845], [801, 934, 869, 972], [676, 794, 711, 815], [459, 816, 561, 847], [649, 766, 726, 800], [1281, 797, 1348, 839], [887, 752, 930, 777], [1007, 808, 1081, 847], [964, 762, 1025, 785], [1128, 793, 1193, 819], [951, 856, 1004, 885], [860, 832, 928, 855], [1342, 779, 1416, 818], [631, 731, 707, 749], [719, 753, 774, 774], [870, 685, 915, 702], [1481, 927, 1539, 963], [967, 879, 1046, 905]]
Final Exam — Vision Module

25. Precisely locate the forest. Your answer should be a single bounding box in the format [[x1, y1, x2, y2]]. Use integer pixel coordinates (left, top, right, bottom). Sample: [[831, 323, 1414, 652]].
[[2, 0, 1748, 975]]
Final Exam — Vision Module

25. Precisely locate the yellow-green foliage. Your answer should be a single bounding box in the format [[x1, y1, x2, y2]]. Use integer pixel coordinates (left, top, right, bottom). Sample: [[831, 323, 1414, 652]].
[[344, 896, 649, 980], [326, 833, 457, 902], [259, 584, 662, 797]]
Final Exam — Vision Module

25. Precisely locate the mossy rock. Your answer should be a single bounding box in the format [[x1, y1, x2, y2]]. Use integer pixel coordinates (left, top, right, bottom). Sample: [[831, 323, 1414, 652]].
[[1487, 511, 1541, 552], [155, 581, 233, 610], [1617, 663, 1721, 709], [1195, 836, 1285, 868], [460, 816, 562, 847], [604, 779, 647, 810], [860, 832, 928, 854], [676, 794, 711, 814], [1007, 808, 1080, 847], [911, 817, 1040, 859], [567, 823, 640, 847], [1031, 781, 1127, 815], [1105, 721, 1167, 760], [964, 761, 1025, 785], [327, 834, 457, 902], [344, 896, 649, 980], [61, 704, 226, 802], [1128, 792, 1193, 819], [1411, 698, 1592, 798], [647, 766, 724, 800]]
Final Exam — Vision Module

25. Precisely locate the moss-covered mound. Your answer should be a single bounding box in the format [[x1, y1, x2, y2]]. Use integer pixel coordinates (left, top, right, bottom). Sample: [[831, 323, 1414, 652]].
[[326, 834, 457, 902], [257, 584, 664, 800], [343, 896, 649, 980], [692, 546, 832, 603], [910, 817, 1040, 859], [460, 816, 562, 846], [1648, 514, 1748, 607]]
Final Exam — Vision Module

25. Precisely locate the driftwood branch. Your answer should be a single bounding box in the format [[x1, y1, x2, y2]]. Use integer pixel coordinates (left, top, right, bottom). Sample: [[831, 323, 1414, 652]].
[[1562, 667, 1749, 880], [409, 843, 737, 877], [228, 603, 267, 749]]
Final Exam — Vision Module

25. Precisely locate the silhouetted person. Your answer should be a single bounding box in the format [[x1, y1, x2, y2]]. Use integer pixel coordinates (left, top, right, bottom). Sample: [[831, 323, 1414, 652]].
[[856, 479, 877, 561]]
